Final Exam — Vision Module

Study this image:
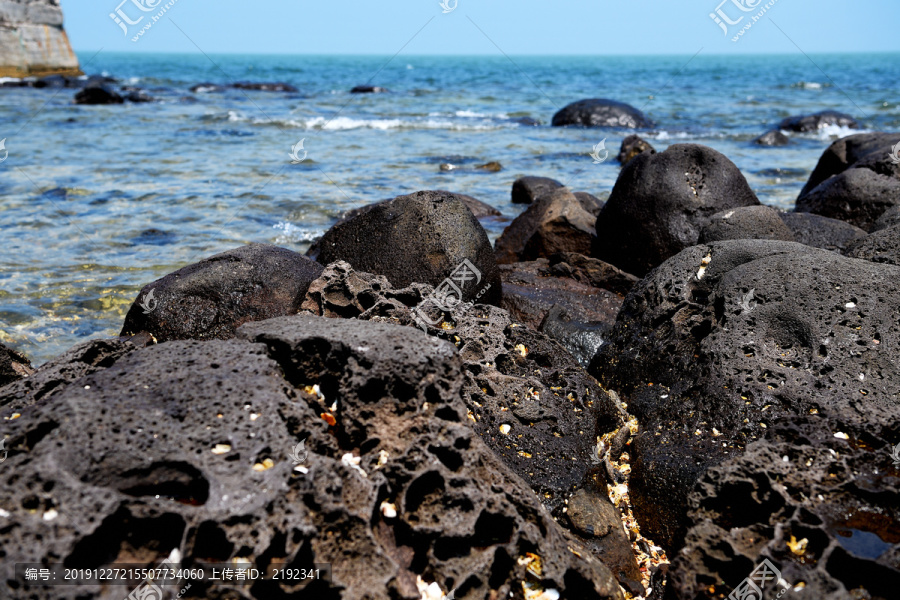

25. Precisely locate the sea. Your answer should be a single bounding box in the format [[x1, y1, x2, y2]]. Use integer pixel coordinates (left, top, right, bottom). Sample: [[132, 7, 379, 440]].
[[1, 52, 899, 363]]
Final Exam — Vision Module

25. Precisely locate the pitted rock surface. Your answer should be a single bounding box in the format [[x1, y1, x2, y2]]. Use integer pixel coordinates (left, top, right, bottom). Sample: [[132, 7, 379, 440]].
[[0, 316, 623, 600]]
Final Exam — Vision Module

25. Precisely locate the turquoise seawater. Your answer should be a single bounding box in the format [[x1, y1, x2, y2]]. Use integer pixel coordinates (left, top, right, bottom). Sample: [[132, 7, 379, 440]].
[[1, 52, 899, 363]]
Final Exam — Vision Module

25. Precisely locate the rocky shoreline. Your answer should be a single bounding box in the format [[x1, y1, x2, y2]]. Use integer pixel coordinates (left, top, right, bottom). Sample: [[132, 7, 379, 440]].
[[1, 121, 899, 599]]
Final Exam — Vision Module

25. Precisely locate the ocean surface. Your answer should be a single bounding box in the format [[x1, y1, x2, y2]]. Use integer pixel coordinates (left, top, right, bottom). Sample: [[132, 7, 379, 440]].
[[1, 52, 899, 363]]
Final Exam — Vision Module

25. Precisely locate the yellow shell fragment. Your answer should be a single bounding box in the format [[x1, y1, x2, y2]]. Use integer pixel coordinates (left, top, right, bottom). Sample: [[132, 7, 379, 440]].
[[211, 444, 231, 455]]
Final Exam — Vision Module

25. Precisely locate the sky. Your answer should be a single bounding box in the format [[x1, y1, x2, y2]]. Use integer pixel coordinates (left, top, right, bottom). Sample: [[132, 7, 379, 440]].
[[62, 0, 900, 56]]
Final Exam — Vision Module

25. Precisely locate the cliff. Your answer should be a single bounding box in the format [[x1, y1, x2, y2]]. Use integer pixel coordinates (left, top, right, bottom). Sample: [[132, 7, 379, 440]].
[[0, 0, 80, 78]]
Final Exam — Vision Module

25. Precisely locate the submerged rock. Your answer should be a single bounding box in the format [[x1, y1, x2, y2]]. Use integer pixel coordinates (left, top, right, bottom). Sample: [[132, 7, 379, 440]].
[[73, 85, 123, 105], [778, 110, 859, 132], [231, 81, 298, 92], [593, 144, 760, 276], [350, 85, 389, 93], [309, 191, 502, 306], [552, 99, 654, 129], [120, 244, 324, 342]]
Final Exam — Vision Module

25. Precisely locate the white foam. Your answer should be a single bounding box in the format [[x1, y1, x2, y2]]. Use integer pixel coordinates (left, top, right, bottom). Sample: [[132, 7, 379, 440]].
[[273, 222, 322, 244], [815, 124, 869, 139], [274, 116, 508, 131]]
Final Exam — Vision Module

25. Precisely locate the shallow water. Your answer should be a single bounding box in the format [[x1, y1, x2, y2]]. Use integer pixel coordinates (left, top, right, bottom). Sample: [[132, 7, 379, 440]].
[[1, 52, 898, 363]]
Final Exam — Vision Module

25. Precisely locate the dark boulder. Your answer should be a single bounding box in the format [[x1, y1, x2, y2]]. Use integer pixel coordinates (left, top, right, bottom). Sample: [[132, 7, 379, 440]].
[[616, 134, 656, 164], [552, 99, 654, 129], [667, 414, 900, 600], [593, 144, 760, 276], [310, 191, 502, 306], [120, 244, 324, 342], [495, 188, 595, 264], [438, 191, 501, 218], [753, 129, 789, 146], [799, 131, 900, 197], [0, 343, 33, 389], [512, 176, 563, 205], [122, 88, 154, 103], [698, 205, 795, 243], [795, 167, 900, 231], [844, 223, 900, 266], [189, 82, 224, 93], [539, 305, 611, 369], [574, 191, 605, 216], [231, 82, 298, 92], [73, 85, 123, 105], [874, 205, 900, 231], [0, 316, 624, 600], [780, 212, 867, 251], [590, 239, 900, 550], [778, 110, 859, 132], [350, 85, 388, 93]]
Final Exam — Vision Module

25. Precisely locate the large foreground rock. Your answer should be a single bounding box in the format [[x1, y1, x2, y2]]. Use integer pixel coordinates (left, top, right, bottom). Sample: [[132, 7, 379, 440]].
[[590, 239, 900, 551], [698, 205, 795, 244], [845, 223, 900, 266], [594, 144, 760, 276], [494, 188, 596, 264], [667, 414, 900, 600], [0, 316, 624, 600], [309, 191, 502, 306], [552, 99, 654, 129], [779, 212, 867, 252], [0, 0, 80, 78], [120, 244, 324, 342]]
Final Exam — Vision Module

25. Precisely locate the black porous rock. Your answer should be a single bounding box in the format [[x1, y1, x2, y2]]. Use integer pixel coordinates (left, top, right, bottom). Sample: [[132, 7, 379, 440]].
[[616, 134, 656, 165], [0, 343, 33, 389], [0, 316, 624, 600], [844, 223, 900, 266], [512, 176, 563, 205], [593, 144, 760, 277], [796, 168, 900, 232], [309, 191, 502, 306], [73, 85, 124, 105], [574, 191, 605, 217], [120, 244, 324, 342], [590, 239, 900, 551], [231, 81, 298, 92], [778, 110, 859, 133], [753, 130, 789, 146], [798, 131, 900, 197], [667, 414, 900, 600], [495, 188, 596, 264], [874, 205, 900, 231], [436, 191, 502, 218], [552, 99, 654, 129], [540, 305, 611, 369], [350, 85, 389, 93], [780, 212, 867, 251], [698, 205, 795, 244]]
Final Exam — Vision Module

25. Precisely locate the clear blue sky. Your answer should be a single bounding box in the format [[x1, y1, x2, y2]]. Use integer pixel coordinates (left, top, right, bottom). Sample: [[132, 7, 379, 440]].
[[63, 0, 900, 55]]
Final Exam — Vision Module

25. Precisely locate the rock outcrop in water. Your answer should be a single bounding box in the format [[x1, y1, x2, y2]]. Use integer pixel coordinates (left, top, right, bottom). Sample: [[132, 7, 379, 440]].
[[552, 99, 654, 129], [0, 0, 80, 78]]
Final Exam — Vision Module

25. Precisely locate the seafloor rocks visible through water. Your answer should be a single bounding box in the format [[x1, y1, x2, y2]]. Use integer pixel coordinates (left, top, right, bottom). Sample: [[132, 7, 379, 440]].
[[666, 414, 900, 600], [0, 316, 624, 600], [120, 243, 324, 343], [593, 144, 760, 277], [310, 191, 503, 306], [590, 239, 900, 551], [552, 99, 654, 129]]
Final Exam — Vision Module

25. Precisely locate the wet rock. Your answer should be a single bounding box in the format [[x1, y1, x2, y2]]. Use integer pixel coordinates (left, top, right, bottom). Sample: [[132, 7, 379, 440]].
[[494, 188, 596, 264], [439, 161, 502, 173], [795, 167, 900, 231], [844, 223, 900, 266], [778, 110, 859, 132], [540, 305, 611, 368], [298, 262, 624, 519], [310, 191, 502, 306], [350, 85, 388, 93], [0, 316, 624, 600], [511, 116, 541, 126], [189, 82, 224, 93], [231, 81, 298, 92], [122, 88, 154, 103], [73, 85, 123, 105], [593, 144, 760, 277], [0, 338, 138, 412], [590, 239, 900, 551], [798, 131, 900, 198], [552, 99, 654, 129], [475, 161, 502, 172], [753, 129, 789, 146], [0, 343, 33, 388], [667, 414, 900, 600], [512, 176, 563, 205], [132, 228, 177, 246], [120, 244, 324, 342], [617, 134, 656, 165], [698, 205, 795, 243], [499, 253, 634, 330], [780, 212, 867, 251]]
